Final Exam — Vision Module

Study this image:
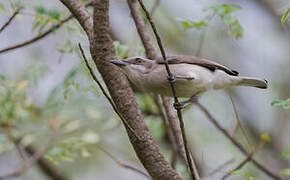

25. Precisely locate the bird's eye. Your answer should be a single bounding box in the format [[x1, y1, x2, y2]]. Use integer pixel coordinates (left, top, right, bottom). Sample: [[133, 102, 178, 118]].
[[135, 58, 143, 64]]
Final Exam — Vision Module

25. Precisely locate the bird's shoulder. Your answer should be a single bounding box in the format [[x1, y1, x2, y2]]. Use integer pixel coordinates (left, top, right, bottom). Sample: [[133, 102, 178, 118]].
[[156, 55, 239, 76]]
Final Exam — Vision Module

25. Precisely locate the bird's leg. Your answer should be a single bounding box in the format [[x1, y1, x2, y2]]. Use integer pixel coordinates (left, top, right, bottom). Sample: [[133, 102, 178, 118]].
[[173, 96, 198, 110]]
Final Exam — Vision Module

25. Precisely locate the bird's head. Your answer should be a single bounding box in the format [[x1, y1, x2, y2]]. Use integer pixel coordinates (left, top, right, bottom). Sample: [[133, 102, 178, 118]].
[[110, 57, 155, 75]]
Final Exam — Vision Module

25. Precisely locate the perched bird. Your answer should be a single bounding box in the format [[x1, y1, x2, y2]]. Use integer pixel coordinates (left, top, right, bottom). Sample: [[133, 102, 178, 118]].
[[111, 55, 268, 105]]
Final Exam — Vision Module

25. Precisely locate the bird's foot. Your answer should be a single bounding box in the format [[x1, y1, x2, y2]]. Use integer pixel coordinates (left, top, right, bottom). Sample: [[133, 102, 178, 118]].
[[173, 96, 198, 110], [173, 102, 186, 110]]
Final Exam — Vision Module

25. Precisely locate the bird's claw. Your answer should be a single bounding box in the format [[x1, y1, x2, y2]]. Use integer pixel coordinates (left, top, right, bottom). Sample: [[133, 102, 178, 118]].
[[173, 102, 185, 110]]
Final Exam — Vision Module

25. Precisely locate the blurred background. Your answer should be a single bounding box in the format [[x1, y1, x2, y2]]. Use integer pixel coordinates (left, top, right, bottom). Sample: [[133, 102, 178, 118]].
[[0, 0, 289, 179]]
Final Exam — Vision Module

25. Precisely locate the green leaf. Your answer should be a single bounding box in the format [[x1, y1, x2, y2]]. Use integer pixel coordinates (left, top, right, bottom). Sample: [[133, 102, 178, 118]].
[[180, 20, 207, 29], [282, 149, 290, 159], [205, 3, 243, 39], [280, 169, 290, 176], [260, 133, 271, 143], [281, 7, 290, 26], [47, 9, 60, 20], [271, 99, 290, 109], [34, 5, 46, 14]]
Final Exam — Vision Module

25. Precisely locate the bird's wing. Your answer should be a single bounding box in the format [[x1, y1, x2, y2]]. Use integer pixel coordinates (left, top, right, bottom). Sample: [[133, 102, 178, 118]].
[[156, 55, 239, 76]]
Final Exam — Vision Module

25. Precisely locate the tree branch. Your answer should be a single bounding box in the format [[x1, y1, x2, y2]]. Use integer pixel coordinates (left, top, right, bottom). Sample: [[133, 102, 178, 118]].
[[86, 0, 182, 179], [96, 144, 150, 178], [0, 7, 22, 33], [59, 0, 93, 38], [24, 145, 68, 180], [194, 101, 282, 180], [136, 0, 199, 179], [0, 2, 93, 54]]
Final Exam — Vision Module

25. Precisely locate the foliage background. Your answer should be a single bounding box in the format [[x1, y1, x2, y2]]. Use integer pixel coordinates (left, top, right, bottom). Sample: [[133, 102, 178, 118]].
[[0, 0, 289, 179]]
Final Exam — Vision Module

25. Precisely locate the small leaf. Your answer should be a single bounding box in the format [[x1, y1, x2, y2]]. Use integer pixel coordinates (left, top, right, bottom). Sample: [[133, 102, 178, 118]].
[[282, 149, 290, 159], [34, 5, 46, 14], [281, 7, 290, 26], [280, 168, 290, 176], [271, 99, 290, 109], [180, 20, 207, 29], [205, 3, 243, 39], [260, 133, 271, 143], [47, 9, 60, 20]]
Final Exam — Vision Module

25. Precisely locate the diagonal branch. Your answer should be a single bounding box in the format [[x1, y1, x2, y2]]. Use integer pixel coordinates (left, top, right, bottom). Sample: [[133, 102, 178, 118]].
[[127, 0, 186, 163], [0, 139, 53, 179], [0, 2, 93, 54], [136, 0, 199, 179], [79, 43, 140, 140], [59, 0, 93, 38], [0, 7, 22, 33], [96, 144, 150, 178], [194, 101, 282, 180], [76, 0, 181, 179]]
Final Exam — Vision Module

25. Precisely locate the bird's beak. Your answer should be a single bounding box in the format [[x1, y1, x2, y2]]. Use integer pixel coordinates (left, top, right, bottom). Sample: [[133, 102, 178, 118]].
[[110, 59, 128, 67]]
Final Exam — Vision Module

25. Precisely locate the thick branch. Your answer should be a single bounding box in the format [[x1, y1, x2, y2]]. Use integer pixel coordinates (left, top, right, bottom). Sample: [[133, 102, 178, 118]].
[[127, 0, 187, 165], [59, 0, 93, 38], [136, 0, 199, 179], [88, 0, 181, 179]]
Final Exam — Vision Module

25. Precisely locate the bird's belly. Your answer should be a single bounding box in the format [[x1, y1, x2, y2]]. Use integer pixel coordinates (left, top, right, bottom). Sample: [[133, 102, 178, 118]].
[[143, 65, 214, 98]]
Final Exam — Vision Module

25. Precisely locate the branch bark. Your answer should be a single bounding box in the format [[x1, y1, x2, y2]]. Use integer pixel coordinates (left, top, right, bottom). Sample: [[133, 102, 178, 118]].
[[86, 0, 181, 179], [59, 0, 93, 38]]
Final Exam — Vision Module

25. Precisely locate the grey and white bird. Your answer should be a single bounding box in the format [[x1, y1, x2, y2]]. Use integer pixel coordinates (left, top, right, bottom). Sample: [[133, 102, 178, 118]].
[[111, 55, 268, 100]]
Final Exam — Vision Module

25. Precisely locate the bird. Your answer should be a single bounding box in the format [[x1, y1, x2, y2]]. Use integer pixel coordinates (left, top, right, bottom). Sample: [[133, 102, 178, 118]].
[[110, 55, 268, 107]]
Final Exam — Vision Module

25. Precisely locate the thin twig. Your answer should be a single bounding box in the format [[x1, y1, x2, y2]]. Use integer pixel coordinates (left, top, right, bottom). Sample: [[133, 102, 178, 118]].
[[0, 7, 22, 33], [222, 140, 266, 179], [226, 90, 252, 151], [0, 2, 93, 54], [194, 101, 281, 180], [96, 144, 150, 178], [127, 0, 193, 172], [137, 0, 199, 179], [0, 139, 52, 179], [78, 43, 141, 142]]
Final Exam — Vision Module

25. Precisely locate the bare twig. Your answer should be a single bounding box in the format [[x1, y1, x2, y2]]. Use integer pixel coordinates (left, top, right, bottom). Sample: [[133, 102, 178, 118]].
[[226, 90, 252, 151], [194, 101, 281, 180], [24, 145, 69, 180], [153, 95, 179, 167], [0, 139, 52, 179], [96, 144, 150, 178], [127, 0, 198, 174], [136, 0, 199, 179], [0, 2, 93, 54], [222, 140, 266, 179], [79, 43, 141, 141], [0, 7, 22, 33]]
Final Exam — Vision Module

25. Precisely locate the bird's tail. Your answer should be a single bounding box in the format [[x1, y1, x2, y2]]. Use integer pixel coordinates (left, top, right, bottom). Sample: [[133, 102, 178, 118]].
[[237, 76, 268, 89]]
